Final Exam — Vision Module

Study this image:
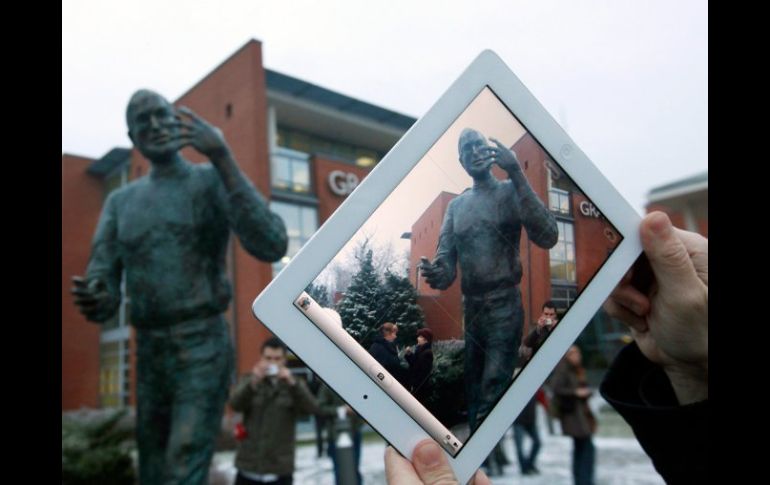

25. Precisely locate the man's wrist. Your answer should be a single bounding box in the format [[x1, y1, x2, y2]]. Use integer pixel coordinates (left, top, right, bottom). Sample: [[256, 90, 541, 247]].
[[504, 165, 530, 190], [207, 145, 233, 164]]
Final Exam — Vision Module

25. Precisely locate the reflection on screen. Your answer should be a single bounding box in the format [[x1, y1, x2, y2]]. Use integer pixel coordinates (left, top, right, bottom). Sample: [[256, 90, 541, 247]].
[[297, 86, 622, 455]]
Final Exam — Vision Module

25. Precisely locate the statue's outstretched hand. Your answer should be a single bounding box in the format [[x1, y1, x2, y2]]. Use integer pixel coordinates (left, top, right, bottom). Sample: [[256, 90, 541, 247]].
[[71, 276, 114, 322], [170, 106, 230, 159]]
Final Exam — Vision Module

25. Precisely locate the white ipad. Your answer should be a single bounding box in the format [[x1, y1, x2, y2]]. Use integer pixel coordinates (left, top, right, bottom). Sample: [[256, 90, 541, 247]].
[[252, 50, 642, 482]]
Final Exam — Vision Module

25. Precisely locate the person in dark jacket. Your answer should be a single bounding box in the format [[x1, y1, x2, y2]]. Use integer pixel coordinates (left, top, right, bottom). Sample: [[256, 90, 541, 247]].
[[519, 301, 559, 363], [368, 322, 408, 385], [512, 395, 541, 475], [551, 345, 596, 485], [405, 328, 435, 403], [229, 338, 318, 485]]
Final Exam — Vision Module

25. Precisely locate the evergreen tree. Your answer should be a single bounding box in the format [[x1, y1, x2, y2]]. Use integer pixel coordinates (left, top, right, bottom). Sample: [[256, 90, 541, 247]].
[[336, 250, 385, 349], [380, 271, 425, 347], [305, 282, 331, 308]]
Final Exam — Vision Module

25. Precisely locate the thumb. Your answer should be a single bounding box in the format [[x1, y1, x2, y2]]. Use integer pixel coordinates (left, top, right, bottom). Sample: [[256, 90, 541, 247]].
[[640, 212, 697, 292], [412, 440, 458, 485]]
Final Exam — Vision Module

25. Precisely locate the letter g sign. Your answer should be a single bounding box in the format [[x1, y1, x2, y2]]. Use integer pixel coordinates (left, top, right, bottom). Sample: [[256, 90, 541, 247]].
[[328, 170, 360, 196]]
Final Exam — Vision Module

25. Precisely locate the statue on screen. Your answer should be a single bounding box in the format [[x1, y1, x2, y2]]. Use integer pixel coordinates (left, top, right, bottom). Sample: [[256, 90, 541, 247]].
[[420, 128, 558, 433], [71, 89, 288, 485]]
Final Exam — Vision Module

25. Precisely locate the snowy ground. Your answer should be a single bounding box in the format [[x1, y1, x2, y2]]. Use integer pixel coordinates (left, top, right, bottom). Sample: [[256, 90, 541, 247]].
[[210, 403, 664, 485], [212, 433, 663, 485]]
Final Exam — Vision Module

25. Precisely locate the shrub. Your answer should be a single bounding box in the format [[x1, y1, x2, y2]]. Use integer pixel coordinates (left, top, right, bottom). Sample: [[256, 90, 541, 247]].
[[422, 339, 467, 428], [62, 409, 136, 485]]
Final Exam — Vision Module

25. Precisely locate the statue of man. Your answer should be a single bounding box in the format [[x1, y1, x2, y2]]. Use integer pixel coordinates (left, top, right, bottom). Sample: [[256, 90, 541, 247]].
[[71, 90, 288, 484], [420, 128, 558, 432]]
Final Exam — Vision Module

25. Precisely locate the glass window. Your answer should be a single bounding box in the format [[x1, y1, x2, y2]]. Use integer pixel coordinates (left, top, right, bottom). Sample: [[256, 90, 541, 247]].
[[550, 220, 577, 283], [101, 271, 129, 330], [99, 339, 130, 408], [547, 163, 573, 216], [551, 284, 578, 316], [270, 201, 318, 276], [277, 126, 382, 167], [271, 147, 312, 194], [548, 188, 571, 216]]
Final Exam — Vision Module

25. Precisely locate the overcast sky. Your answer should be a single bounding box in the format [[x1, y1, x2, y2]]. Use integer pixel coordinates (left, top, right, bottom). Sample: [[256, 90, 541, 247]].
[[62, 0, 707, 214]]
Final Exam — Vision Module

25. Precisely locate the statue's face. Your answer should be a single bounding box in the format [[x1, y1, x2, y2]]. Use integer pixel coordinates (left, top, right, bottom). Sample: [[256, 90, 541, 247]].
[[127, 93, 180, 161], [459, 130, 493, 178]]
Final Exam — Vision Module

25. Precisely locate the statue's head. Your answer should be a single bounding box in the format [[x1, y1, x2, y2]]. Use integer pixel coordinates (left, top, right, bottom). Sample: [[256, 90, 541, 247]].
[[458, 128, 493, 178], [126, 89, 179, 162]]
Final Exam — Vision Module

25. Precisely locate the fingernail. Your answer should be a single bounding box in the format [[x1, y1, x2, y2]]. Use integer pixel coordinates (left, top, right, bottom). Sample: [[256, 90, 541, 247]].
[[647, 212, 671, 237], [414, 441, 442, 468]]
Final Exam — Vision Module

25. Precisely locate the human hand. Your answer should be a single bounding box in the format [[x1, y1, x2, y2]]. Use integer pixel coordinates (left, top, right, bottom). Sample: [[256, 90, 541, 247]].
[[518, 344, 533, 361], [576, 387, 592, 399], [385, 440, 490, 485], [604, 212, 708, 404], [251, 362, 268, 384], [277, 366, 296, 385]]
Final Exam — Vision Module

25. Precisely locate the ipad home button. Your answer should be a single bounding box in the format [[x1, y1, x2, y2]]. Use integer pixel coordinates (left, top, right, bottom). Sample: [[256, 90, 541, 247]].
[[369, 365, 390, 387]]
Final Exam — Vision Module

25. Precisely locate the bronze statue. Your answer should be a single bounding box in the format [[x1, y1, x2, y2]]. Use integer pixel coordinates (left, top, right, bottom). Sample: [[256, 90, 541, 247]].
[[420, 128, 558, 433], [72, 90, 288, 485]]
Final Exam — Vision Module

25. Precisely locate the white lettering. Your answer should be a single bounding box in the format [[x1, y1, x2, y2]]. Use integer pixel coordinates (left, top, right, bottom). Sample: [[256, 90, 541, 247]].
[[328, 170, 360, 196], [579, 201, 601, 218]]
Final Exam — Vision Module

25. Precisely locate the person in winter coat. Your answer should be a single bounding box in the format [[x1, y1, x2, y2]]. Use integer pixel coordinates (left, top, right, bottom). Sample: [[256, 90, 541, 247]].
[[368, 322, 408, 385], [405, 328, 435, 403], [229, 338, 318, 485], [550, 345, 597, 485]]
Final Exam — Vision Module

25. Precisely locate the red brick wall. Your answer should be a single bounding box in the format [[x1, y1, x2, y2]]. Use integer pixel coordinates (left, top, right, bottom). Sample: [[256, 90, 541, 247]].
[[409, 192, 457, 298], [698, 219, 708, 237], [416, 295, 463, 340], [62, 154, 104, 409], [572, 193, 621, 290]]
